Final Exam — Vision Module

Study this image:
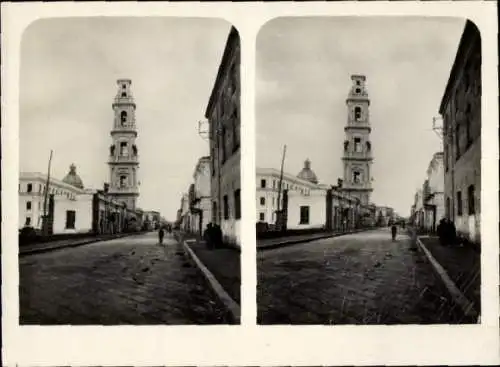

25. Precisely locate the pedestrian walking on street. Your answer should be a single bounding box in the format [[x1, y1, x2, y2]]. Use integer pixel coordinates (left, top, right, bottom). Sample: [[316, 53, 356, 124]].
[[391, 224, 397, 241], [437, 218, 447, 246], [447, 219, 458, 247], [158, 227, 165, 245]]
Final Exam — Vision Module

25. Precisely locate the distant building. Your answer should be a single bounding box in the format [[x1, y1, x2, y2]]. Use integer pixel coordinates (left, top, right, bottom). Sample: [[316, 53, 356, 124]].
[[108, 79, 140, 211], [256, 160, 330, 229], [189, 156, 212, 236], [341, 75, 374, 206], [423, 152, 445, 232], [19, 167, 85, 231], [206, 27, 241, 247], [257, 160, 376, 232], [440, 20, 481, 245], [19, 166, 133, 235], [375, 205, 395, 227]]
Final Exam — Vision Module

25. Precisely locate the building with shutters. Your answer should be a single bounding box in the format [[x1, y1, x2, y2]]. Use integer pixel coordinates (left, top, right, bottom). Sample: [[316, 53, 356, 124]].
[[206, 27, 241, 247], [440, 20, 481, 245]]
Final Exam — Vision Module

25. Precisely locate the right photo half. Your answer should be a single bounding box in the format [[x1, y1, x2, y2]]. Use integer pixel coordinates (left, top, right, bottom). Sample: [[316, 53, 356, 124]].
[[256, 17, 481, 325]]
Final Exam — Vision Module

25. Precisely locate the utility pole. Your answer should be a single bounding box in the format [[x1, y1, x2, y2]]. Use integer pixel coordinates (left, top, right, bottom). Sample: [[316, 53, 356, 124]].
[[275, 144, 287, 227], [42, 150, 53, 236]]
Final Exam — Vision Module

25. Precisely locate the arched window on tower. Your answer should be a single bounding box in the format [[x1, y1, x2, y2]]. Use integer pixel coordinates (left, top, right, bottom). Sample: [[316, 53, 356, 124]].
[[354, 106, 362, 121], [354, 137, 362, 153], [121, 92, 127, 97], [120, 142, 128, 156], [353, 170, 361, 184], [120, 111, 127, 126], [120, 175, 127, 188]]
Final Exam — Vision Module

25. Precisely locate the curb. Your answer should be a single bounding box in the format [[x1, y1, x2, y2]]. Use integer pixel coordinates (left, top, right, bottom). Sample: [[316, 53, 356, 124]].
[[19, 232, 148, 256], [258, 228, 369, 251], [181, 239, 240, 324], [416, 237, 479, 321]]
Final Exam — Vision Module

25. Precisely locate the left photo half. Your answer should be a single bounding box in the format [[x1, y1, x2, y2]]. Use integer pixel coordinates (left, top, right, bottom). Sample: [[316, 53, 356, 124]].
[[18, 17, 241, 325]]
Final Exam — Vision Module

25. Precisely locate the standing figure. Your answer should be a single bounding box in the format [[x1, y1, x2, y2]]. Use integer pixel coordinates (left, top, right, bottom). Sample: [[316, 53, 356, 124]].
[[158, 227, 165, 245], [391, 224, 397, 241], [437, 218, 447, 246]]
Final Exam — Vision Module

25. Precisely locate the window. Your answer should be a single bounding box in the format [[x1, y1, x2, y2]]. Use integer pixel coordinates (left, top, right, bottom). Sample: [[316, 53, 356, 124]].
[[221, 126, 227, 163], [260, 197, 265, 206], [27, 183, 33, 193], [121, 92, 127, 97], [457, 191, 463, 216], [234, 189, 241, 219], [465, 103, 472, 148], [25, 217, 31, 226], [120, 142, 128, 156], [122, 84, 126, 89], [212, 201, 217, 223], [300, 206, 310, 224], [455, 123, 461, 160], [468, 185, 475, 215], [260, 179, 266, 189], [354, 137, 362, 152], [272, 197, 275, 207], [446, 197, 451, 218], [120, 111, 127, 126], [356, 80, 361, 86], [26, 201, 32, 211], [354, 107, 362, 121], [232, 109, 240, 152], [120, 175, 127, 188], [211, 148, 215, 176], [259, 212, 265, 222], [355, 88, 361, 93], [353, 171, 361, 184], [273, 180, 276, 189], [223, 195, 229, 220], [65, 210, 76, 229]]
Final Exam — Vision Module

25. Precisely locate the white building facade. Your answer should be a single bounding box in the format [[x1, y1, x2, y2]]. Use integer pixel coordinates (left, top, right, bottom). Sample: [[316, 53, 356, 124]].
[[189, 156, 212, 236], [19, 171, 86, 232], [256, 166, 328, 226], [423, 152, 445, 232]]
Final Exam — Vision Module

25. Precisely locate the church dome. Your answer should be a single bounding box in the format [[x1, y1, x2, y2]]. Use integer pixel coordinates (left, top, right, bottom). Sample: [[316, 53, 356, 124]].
[[297, 159, 319, 184], [62, 164, 84, 189]]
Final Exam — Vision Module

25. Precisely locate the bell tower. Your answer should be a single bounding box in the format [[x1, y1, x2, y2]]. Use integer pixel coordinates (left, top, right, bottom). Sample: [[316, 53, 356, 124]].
[[107, 79, 139, 210], [341, 74, 373, 205]]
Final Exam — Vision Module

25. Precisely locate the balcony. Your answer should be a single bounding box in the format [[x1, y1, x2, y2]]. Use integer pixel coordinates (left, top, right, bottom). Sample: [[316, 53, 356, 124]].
[[107, 187, 139, 195], [342, 150, 373, 161], [345, 121, 371, 132], [108, 155, 139, 164]]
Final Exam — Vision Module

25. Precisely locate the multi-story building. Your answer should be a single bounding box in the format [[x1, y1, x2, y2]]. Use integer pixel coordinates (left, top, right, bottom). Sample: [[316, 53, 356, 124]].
[[108, 79, 140, 211], [375, 205, 395, 227], [256, 160, 329, 227], [412, 188, 425, 228], [206, 26, 241, 247], [19, 165, 136, 235], [19, 167, 86, 231], [189, 156, 212, 236], [341, 75, 374, 206], [440, 20, 481, 245], [422, 152, 445, 232]]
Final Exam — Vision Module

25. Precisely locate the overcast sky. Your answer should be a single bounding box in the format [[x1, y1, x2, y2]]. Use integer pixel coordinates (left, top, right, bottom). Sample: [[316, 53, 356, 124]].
[[256, 16, 466, 217], [20, 17, 231, 220]]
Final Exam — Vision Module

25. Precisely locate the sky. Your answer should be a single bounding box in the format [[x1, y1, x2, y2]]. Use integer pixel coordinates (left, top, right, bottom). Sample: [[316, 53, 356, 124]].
[[20, 17, 232, 221], [256, 16, 466, 217]]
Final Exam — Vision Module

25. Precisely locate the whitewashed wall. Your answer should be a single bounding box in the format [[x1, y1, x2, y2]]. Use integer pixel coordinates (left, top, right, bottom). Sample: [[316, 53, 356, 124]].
[[53, 194, 93, 234], [286, 189, 327, 230]]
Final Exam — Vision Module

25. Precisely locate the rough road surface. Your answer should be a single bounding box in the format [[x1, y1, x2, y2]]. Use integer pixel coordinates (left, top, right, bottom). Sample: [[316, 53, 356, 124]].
[[258, 228, 472, 324], [20, 231, 231, 324]]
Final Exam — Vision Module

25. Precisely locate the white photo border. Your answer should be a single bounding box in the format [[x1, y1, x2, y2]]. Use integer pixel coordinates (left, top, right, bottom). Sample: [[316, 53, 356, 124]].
[[2, 1, 498, 366]]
